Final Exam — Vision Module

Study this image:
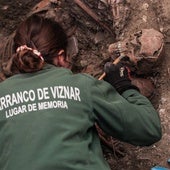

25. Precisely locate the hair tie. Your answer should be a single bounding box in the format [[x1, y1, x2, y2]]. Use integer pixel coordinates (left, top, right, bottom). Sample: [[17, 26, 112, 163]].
[[16, 45, 44, 61]]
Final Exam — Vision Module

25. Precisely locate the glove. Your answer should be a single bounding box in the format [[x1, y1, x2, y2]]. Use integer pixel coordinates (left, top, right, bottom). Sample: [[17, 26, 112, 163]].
[[103, 62, 139, 94]]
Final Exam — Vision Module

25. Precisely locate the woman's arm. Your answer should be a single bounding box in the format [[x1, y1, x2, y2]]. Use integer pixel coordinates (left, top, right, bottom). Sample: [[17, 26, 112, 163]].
[[91, 80, 162, 146]]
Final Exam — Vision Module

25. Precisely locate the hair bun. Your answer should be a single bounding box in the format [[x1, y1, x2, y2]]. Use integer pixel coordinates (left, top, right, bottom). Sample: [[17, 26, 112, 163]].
[[16, 45, 44, 61], [14, 45, 44, 73]]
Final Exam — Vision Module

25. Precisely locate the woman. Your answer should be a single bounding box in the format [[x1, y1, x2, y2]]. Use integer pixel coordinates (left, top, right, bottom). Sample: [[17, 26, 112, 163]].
[[0, 14, 161, 170]]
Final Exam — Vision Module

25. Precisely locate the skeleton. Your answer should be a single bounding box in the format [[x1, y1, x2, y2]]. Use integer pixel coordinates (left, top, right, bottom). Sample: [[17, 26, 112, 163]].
[[100, 0, 130, 36]]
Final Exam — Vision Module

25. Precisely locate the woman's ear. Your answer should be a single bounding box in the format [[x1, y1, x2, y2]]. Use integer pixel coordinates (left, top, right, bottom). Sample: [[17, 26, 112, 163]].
[[53, 50, 70, 68], [58, 55, 66, 67]]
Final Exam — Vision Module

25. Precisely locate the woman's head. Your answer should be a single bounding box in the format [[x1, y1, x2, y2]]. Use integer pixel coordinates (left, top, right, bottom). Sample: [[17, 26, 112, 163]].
[[12, 14, 68, 73]]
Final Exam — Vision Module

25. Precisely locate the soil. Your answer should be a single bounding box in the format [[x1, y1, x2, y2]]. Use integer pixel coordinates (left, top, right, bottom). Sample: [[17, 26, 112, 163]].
[[0, 0, 170, 170]]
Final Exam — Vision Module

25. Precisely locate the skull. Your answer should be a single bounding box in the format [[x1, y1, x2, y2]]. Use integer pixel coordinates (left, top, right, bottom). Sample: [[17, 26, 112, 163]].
[[108, 28, 165, 75]]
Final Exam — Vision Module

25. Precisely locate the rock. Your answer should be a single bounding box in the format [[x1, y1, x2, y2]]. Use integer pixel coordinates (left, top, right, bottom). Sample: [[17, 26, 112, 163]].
[[131, 77, 155, 98], [94, 32, 106, 44], [67, 36, 79, 58]]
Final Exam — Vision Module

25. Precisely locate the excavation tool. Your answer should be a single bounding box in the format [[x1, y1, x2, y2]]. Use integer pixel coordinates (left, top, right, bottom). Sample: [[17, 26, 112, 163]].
[[98, 42, 126, 80]]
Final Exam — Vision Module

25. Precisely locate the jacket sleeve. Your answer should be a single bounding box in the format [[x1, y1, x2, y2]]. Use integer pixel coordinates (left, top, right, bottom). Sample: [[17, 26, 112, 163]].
[[91, 79, 162, 146]]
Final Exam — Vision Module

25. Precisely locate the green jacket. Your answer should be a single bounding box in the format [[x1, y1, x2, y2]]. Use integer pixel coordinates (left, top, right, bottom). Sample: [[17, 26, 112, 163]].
[[0, 64, 161, 170]]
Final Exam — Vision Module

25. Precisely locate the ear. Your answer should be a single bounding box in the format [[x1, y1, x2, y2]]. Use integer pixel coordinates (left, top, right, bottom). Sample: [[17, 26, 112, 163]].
[[53, 50, 69, 68], [58, 55, 66, 67]]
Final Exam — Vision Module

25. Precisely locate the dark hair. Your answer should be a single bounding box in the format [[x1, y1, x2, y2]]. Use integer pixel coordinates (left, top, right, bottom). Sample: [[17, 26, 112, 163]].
[[12, 14, 68, 73]]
